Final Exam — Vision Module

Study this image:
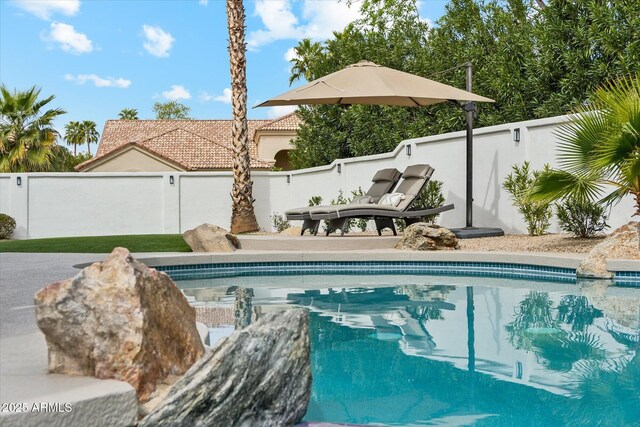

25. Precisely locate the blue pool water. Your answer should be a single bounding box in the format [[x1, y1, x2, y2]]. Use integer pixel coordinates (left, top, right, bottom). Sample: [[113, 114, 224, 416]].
[[170, 271, 640, 427]]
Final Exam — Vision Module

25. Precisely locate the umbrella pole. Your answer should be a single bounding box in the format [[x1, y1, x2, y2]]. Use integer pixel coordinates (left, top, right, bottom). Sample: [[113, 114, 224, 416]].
[[465, 62, 474, 228], [451, 63, 504, 239]]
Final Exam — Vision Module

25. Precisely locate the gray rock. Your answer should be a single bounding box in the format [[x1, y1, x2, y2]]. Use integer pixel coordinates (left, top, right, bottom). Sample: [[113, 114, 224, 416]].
[[140, 309, 312, 427], [34, 247, 205, 402], [183, 223, 240, 252], [577, 221, 639, 279], [395, 223, 459, 250]]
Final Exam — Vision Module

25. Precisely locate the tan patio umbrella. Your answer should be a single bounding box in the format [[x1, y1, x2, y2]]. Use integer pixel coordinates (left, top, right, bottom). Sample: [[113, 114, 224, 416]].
[[257, 60, 501, 237], [257, 60, 493, 107]]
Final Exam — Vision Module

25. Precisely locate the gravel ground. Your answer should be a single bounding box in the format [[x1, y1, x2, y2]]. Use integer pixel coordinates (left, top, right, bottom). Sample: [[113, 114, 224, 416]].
[[457, 233, 606, 254]]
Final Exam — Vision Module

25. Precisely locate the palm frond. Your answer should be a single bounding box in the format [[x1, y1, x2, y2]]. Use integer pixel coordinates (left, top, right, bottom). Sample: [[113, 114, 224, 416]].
[[530, 169, 603, 203]]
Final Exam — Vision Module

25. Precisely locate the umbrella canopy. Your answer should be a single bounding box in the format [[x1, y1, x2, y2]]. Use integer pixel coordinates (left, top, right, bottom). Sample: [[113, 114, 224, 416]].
[[256, 60, 494, 107]]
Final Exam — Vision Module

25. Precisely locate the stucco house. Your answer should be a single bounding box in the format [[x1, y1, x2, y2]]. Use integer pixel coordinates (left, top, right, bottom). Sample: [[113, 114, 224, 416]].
[[76, 112, 301, 172]]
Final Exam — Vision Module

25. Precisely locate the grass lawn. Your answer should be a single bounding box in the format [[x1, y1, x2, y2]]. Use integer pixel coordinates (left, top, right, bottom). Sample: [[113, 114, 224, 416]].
[[0, 234, 192, 253]]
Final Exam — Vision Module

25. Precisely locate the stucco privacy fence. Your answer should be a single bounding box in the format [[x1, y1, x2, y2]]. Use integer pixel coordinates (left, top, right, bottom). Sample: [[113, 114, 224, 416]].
[[0, 114, 635, 240]]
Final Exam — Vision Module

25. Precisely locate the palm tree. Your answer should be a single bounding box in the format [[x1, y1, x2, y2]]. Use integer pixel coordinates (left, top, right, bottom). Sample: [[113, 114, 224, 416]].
[[118, 108, 138, 120], [80, 120, 99, 156], [289, 38, 324, 85], [64, 121, 84, 156], [531, 74, 640, 216], [226, 0, 259, 233], [0, 85, 65, 172]]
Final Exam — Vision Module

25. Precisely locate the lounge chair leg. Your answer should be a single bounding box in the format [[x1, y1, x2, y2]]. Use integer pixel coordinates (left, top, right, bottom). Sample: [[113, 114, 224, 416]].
[[312, 221, 320, 236], [374, 217, 396, 236], [301, 219, 318, 236], [326, 218, 347, 236]]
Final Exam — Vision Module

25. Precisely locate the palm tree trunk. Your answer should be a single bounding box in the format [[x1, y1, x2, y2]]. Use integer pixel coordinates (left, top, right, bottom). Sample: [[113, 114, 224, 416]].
[[86, 129, 91, 156], [226, 0, 259, 233]]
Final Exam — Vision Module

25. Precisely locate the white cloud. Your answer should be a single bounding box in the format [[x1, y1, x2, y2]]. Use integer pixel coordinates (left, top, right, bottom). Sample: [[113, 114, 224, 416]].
[[299, 0, 362, 40], [11, 0, 79, 20], [199, 0, 208, 5], [267, 105, 297, 119], [201, 88, 232, 104], [284, 47, 298, 62], [47, 22, 92, 54], [64, 73, 131, 88], [247, 0, 362, 50], [142, 25, 174, 57], [162, 85, 191, 100]]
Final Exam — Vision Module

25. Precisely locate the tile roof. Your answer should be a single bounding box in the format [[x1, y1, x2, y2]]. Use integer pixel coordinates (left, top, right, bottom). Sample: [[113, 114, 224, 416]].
[[256, 112, 302, 132], [78, 119, 275, 171]]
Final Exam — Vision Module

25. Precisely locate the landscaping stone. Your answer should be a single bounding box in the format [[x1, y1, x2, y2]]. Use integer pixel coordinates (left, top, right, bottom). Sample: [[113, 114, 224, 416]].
[[577, 221, 639, 279], [395, 223, 459, 250], [34, 247, 205, 402], [183, 223, 240, 252], [139, 309, 312, 427]]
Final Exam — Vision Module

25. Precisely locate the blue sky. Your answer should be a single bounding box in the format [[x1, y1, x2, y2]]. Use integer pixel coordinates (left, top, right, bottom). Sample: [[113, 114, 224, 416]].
[[0, 0, 447, 153]]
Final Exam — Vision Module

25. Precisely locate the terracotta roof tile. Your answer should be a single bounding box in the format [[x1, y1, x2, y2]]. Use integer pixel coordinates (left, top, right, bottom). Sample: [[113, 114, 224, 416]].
[[79, 119, 274, 171], [256, 112, 302, 132]]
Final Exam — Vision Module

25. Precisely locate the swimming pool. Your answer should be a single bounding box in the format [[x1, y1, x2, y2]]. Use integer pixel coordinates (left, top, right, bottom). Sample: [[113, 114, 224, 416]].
[[166, 266, 640, 426]]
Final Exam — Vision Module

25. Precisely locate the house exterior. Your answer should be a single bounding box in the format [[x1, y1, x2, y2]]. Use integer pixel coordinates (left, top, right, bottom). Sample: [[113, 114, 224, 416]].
[[254, 112, 301, 170], [76, 113, 301, 172]]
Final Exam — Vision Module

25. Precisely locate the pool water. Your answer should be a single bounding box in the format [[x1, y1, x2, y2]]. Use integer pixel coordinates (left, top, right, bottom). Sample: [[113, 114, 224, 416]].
[[173, 274, 640, 426]]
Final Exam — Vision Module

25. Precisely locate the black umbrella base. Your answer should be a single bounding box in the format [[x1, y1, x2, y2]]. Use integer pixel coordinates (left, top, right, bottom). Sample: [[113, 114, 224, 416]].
[[450, 227, 505, 239]]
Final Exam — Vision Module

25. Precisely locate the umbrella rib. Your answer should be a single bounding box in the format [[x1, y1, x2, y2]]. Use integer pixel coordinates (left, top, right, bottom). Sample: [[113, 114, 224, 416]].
[[408, 97, 421, 107]]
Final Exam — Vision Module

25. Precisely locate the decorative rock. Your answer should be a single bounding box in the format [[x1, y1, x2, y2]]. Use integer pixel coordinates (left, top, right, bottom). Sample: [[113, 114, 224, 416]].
[[577, 221, 639, 279], [279, 226, 302, 236], [395, 223, 459, 250], [139, 309, 312, 427], [183, 223, 240, 252], [34, 247, 205, 402]]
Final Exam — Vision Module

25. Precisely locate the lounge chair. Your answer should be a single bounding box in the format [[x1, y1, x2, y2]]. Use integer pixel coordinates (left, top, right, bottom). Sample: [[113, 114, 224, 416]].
[[308, 164, 454, 236], [285, 168, 402, 235]]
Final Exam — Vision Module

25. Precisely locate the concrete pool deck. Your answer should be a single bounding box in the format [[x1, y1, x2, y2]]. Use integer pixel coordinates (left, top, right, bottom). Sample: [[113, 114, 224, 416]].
[[1, 246, 638, 426]]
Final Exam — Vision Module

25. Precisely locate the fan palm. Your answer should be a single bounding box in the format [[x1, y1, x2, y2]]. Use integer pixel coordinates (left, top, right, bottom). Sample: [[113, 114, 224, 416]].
[[64, 121, 84, 156], [80, 120, 99, 156], [118, 108, 138, 120], [226, 0, 259, 233], [0, 85, 66, 172], [531, 74, 640, 216]]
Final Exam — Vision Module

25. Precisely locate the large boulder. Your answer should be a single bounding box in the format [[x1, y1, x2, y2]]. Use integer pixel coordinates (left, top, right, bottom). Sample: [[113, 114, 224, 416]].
[[34, 247, 205, 402], [183, 223, 240, 252], [140, 309, 312, 427], [395, 223, 459, 250], [577, 221, 639, 279]]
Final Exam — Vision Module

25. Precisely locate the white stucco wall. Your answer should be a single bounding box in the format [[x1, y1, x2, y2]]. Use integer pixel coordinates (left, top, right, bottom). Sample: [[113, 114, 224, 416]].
[[0, 114, 635, 239]]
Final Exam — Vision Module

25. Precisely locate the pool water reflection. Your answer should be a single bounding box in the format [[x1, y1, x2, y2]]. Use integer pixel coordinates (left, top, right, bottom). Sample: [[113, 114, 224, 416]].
[[174, 275, 640, 426]]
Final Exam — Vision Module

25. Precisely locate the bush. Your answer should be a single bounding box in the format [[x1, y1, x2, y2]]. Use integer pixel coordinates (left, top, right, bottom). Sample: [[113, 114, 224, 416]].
[[503, 162, 552, 236], [308, 196, 322, 207], [395, 180, 446, 232], [556, 198, 609, 238], [0, 213, 16, 239], [271, 213, 291, 232]]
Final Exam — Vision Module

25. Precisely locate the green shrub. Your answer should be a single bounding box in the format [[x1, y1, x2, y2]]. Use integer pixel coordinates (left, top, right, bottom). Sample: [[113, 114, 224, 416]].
[[0, 213, 16, 239], [271, 213, 291, 232], [395, 180, 446, 232], [308, 196, 322, 206], [503, 162, 552, 236], [556, 198, 609, 238]]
